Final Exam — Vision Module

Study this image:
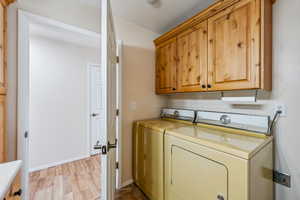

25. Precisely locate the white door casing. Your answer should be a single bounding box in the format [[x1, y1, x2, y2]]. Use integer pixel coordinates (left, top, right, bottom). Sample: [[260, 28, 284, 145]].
[[88, 64, 104, 155], [101, 0, 117, 199], [116, 40, 123, 189]]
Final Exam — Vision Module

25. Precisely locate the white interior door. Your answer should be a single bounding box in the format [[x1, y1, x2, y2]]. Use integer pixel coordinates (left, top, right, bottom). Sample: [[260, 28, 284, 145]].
[[89, 64, 104, 155], [101, 0, 117, 199]]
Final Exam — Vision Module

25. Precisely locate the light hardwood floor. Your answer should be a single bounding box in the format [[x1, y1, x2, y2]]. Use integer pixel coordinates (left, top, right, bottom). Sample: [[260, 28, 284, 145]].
[[29, 155, 147, 200]]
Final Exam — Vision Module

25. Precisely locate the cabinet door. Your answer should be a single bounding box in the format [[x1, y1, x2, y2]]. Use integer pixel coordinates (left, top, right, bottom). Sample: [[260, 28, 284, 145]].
[[208, 0, 260, 91], [156, 38, 177, 94], [0, 4, 6, 94], [0, 95, 5, 163], [177, 21, 208, 92], [144, 128, 164, 200]]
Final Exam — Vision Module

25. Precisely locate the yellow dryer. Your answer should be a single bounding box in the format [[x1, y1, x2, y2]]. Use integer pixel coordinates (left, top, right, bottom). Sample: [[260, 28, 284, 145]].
[[164, 111, 273, 200], [133, 108, 195, 200]]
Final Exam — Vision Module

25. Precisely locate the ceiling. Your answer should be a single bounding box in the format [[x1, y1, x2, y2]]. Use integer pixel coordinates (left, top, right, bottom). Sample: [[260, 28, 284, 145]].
[[19, 0, 217, 34], [111, 0, 216, 34]]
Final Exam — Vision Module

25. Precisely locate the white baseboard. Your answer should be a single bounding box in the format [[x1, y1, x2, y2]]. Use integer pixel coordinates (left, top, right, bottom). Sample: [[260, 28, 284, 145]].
[[121, 179, 134, 188], [29, 155, 90, 172]]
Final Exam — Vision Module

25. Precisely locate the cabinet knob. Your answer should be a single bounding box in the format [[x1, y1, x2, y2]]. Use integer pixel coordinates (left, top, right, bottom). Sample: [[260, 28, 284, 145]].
[[172, 88, 176, 91], [217, 194, 224, 200], [207, 84, 212, 88], [201, 84, 206, 89], [13, 189, 22, 196]]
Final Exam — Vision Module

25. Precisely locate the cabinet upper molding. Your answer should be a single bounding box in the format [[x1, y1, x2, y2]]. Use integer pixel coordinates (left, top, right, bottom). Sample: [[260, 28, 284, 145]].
[[154, 0, 239, 45]]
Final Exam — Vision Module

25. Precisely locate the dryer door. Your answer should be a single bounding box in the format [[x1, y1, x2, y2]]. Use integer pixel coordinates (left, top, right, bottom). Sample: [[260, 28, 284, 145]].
[[169, 145, 228, 200]]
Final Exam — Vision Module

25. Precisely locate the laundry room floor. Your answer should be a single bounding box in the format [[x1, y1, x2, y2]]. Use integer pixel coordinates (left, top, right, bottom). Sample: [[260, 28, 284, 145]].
[[29, 155, 147, 200]]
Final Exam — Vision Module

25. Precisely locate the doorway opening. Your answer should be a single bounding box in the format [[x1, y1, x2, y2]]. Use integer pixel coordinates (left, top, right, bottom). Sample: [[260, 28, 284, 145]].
[[18, 11, 122, 200]]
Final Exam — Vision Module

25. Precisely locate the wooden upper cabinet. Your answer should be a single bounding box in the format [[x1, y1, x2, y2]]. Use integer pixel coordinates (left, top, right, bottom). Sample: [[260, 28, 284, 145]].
[[0, 3, 5, 94], [207, 0, 261, 91], [156, 38, 177, 94], [177, 21, 208, 92], [0, 95, 5, 163], [154, 0, 272, 94]]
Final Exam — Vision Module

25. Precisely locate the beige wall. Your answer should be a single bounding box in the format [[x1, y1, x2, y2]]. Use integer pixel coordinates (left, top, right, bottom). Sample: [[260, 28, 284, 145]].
[[167, 0, 300, 199], [114, 17, 167, 183]]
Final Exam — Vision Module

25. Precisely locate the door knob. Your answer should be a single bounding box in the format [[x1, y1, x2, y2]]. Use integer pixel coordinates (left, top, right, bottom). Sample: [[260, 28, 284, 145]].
[[107, 139, 118, 151], [94, 141, 107, 154], [91, 113, 99, 117]]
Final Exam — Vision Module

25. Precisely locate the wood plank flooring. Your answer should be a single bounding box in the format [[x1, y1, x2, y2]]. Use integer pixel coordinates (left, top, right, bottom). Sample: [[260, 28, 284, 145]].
[[29, 155, 147, 200]]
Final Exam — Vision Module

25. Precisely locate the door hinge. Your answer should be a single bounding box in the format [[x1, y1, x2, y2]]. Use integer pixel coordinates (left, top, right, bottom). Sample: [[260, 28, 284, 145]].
[[24, 131, 28, 138], [116, 56, 120, 64], [116, 162, 119, 169], [116, 109, 120, 116]]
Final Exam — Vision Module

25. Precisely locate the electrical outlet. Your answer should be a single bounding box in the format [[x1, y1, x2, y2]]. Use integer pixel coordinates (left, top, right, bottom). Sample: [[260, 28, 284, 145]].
[[130, 102, 137, 111], [275, 104, 287, 117]]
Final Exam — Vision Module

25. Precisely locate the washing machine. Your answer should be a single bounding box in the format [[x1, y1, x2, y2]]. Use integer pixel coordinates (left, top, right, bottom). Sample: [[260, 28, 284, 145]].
[[133, 108, 195, 200], [164, 110, 274, 200]]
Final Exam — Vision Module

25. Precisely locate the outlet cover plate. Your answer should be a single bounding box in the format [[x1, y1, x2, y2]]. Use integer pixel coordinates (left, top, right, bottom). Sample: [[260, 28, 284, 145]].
[[275, 104, 287, 117]]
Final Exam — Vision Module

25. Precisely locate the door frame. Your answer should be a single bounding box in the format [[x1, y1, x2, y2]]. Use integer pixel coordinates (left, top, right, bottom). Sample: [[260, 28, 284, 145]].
[[18, 10, 101, 200], [116, 40, 123, 189]]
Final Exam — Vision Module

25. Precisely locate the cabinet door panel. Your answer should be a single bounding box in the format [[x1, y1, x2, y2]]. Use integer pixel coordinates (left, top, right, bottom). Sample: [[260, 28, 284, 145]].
[[156, 38, 177, 94], [0, 4, 6, 94], [208, 0, 260, 91], [177, 21, 208, 92], [0, 95, 5, 163]]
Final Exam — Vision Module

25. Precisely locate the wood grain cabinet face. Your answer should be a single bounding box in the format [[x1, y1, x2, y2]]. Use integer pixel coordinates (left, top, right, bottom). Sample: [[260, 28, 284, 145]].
[[207, 0, 261, 91], [177, 21, 208, 92], [0, 4, 6, 94], [156, 38, 177, 94], [154, 0, 272, 94], [0, 95, 5, 163]]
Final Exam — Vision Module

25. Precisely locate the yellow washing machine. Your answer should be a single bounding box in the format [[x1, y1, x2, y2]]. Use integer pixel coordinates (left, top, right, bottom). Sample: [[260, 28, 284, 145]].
[[164, 110, 274, 200], [133, 108, 195, 200]]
